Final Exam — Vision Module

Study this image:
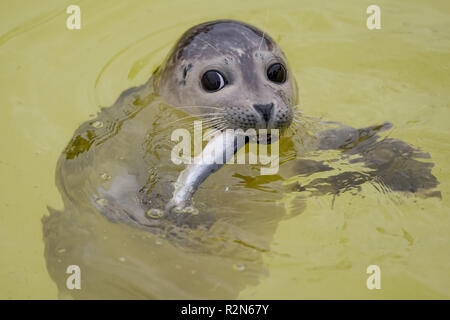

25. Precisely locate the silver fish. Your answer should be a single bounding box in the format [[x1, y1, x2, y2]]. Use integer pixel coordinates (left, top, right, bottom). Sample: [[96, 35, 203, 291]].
[[168, 131, 247, 209]]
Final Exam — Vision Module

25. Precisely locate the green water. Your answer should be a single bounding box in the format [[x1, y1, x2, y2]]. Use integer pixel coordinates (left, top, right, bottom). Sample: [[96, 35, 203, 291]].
[[1, 0, 449, 299]]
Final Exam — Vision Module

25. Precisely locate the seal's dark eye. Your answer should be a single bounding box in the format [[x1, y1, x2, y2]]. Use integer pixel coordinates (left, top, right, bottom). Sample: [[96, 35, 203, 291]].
[[267, 63, 287, 83], [201, 70, 227, 92]]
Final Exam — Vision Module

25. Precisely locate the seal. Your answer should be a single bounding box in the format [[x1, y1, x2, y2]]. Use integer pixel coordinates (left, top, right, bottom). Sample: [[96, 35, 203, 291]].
[[155, 19, 297, 131], [153, 20, 298, 208], [43, 19, 440, 300], [74, 19, 439, 217]]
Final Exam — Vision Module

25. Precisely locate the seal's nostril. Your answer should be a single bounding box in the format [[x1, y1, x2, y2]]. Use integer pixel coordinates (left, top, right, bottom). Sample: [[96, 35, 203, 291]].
[[253, 103, 274, 123]]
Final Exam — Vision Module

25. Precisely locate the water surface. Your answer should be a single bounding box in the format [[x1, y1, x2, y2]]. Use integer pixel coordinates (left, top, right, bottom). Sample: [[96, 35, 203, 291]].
[[1, 0, 449, 299]]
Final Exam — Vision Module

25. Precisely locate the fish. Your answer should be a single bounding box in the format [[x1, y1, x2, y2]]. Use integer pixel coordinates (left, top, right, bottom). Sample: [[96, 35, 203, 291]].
[[168, 130, 247, 209]]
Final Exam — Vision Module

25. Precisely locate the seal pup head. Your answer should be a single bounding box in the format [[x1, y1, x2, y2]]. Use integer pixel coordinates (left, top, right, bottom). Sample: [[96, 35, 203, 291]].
[[155, 20, 297, 131]]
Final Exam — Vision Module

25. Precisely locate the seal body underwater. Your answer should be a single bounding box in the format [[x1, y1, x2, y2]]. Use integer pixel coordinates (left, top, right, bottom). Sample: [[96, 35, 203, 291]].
[[42, 20, 440, 299]]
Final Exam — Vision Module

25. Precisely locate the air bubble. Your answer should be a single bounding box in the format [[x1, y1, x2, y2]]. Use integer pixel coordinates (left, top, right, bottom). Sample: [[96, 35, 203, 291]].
[[233, 263, 245, 271], [146, 208, 163, 219], [95, 198, 108, 206], [173, 206, 184, 214], [100, 173, 111, 181], [172, 206, 199, 215], [91, 120, 103, 128], [184, 206, 199, 215]]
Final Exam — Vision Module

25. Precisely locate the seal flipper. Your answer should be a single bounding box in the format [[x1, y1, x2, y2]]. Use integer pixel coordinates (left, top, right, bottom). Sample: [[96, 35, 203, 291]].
[[347, 137, 440, 195], [301, 121, 440, 196], [317, 121, 392, 151]]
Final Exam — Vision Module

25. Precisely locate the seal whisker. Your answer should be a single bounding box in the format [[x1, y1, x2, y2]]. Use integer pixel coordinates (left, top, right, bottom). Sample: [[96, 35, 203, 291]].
[[257, 8, 269, 51], [258, 31, 265, 51], [182, 118, 228, 131], [203, 128, 225, 140], [162, 115, 203, 127], [175, 105, 224, 111], [156, 116, 223, 133], [191, 121, 228, 133], [163, 111, 226, 128]]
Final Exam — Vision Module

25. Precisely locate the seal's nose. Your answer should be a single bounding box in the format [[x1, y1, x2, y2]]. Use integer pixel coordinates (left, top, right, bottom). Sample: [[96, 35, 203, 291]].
[[253, 103, 274, 123]]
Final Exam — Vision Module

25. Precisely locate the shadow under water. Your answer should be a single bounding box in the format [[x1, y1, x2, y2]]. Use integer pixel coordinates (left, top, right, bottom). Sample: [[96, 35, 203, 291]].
[[42, 77, 440, 299]]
